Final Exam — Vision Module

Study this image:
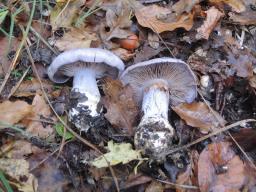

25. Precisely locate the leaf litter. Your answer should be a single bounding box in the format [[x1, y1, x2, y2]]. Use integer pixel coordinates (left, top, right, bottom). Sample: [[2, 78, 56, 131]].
[[0, 0, 256, 191]]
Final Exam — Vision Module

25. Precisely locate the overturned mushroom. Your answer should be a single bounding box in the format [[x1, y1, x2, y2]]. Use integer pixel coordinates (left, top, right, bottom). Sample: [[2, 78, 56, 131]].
[[120, 58, 197, 160], [48, 48, 124, 131]]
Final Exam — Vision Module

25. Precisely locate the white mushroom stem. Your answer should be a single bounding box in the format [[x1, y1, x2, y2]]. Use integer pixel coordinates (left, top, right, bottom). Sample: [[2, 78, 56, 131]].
[[70, 69, 101, 118], [139, 86, 173, 135]]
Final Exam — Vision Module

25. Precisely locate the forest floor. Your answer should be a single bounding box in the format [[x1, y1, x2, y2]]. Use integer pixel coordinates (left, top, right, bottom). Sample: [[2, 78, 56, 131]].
[[0, 0, 256, 191]]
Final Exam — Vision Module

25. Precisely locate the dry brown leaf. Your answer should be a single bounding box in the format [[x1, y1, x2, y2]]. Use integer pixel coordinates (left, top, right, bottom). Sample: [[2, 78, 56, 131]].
[[249, 75, 256, 89], [172, 102, 226, 133], [227, 49, 254, 78], [176, 150, 199, 192], [145, 181, 163, 192], [50, 0, 84, 30], [55, 28, 98, 51], [25, 94, 55, 139], [135, 5, 194, 33], [123, 173, 152, 189], [102, 78, 139, 135], [0, 37, 20, 74], [101, 0, 134, 40], [229, 10, 256, 25], [196, 6, 224, 40], [111, 48, 135, 61], [209, 0, 246, 13], [198, 142, 256, 192], [29, 151, 74, 192], [0, 158, 38, 192], [148, 32, 159, 49], [13, 79, 54, 97], [0, 100, 32, 126], [171, 0, 200, 16]]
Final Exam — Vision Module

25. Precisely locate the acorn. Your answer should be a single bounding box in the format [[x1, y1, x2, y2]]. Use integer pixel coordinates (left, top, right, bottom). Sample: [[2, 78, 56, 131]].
[[118, 34, 140, 51]]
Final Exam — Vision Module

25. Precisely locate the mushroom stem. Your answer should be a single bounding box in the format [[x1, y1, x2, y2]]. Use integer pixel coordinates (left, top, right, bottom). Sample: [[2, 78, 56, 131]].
[[141, 86, 169, 121], [69, 69, 101, 131], [135, 86, 174, 158]]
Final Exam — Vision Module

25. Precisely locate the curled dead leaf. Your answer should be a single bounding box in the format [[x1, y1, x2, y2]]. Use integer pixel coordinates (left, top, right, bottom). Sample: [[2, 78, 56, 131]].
[[209, 0, 246, 13], [111, 48, 135, 61], [196, 6, 224, 40], [229, 10, 256, 25], [102, 78, 139, 135], [25, 94, 55, 139], [198, 142, 256, 192], [50, 0, 84, 30], [13, 79, 54, 97], [172, 102, 226, 133], [0, 158, 38, 192], [0, 100, 32, 127], [135, 5, 194, 33], [55, 28, 98, 51], [171, 0, 200, 16]]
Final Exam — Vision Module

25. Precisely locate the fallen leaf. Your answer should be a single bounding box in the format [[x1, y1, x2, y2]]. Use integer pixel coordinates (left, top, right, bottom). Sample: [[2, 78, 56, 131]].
[[50, 0, 84, 30], [123, 173, 152, 189], [135, 5, 194, 33], [101, 0, 134, 40], [196, 6, 224, 40], [6, 140, 41, 159], [172, 102, 226, 133], [171, 0, 199, 16], [198, 142, 256, 192], [148, 32, 159, 49], [0, 100, 32, 127], [25, 94, 55, 139], [111, 48, 135, 61], [226, 48, 254, 78], [0, 158, 38, 192], [145, 181, 163, 192], [102, 78, 139, 135], [55, 28, 98, 51], [133, 43, 164, 63], [229, 10, 256, 25], [32, 21, 51, 39], [249, 75, 256, 89], [29, 152, 72, 192], [91, 141, 142, 168], [13, 79, 54, 97], [0, 37, 20, 73], [176, 150, 199, 192], [209, 0, 246, 13]]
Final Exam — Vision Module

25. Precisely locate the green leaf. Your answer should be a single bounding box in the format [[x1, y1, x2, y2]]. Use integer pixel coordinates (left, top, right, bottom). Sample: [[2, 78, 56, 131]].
[[91, 141, 143, 168], [54, 122, 74, 140]]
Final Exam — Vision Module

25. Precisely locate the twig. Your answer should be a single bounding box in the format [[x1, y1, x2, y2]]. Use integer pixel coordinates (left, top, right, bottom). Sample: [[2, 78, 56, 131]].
[[164, 119, 256, 156], [156, 179, 198, 190], [198, 90, 256, 169], [7, 66, 31, 99]]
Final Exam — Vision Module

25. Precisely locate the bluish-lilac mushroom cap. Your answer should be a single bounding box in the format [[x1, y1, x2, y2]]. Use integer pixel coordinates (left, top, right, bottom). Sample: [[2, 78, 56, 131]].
[[120, 57, 197, 106], [48, 48, 125, 83]]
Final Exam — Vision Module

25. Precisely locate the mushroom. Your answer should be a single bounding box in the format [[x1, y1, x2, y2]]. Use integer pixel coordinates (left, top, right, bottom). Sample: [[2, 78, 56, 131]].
[[48, 48, 124, 131], [120, 58, 197, 160]]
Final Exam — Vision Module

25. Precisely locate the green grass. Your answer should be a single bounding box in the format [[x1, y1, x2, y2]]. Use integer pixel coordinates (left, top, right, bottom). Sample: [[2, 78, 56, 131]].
[[0, 170, 13, 192]]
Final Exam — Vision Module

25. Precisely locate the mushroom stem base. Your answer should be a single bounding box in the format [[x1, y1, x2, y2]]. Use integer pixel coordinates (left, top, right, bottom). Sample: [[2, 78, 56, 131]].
[[135, 86, 174, 160], [69, 69, 102, 131]]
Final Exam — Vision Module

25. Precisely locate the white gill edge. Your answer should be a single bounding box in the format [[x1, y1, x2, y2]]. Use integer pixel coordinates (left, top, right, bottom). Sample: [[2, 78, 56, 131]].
[[48, 48, 125, 82]]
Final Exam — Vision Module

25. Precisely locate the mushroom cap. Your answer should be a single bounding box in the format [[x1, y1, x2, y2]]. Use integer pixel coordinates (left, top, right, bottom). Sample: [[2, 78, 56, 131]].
[[120, 58, 197, 106], [48, 48, 125, 83]]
